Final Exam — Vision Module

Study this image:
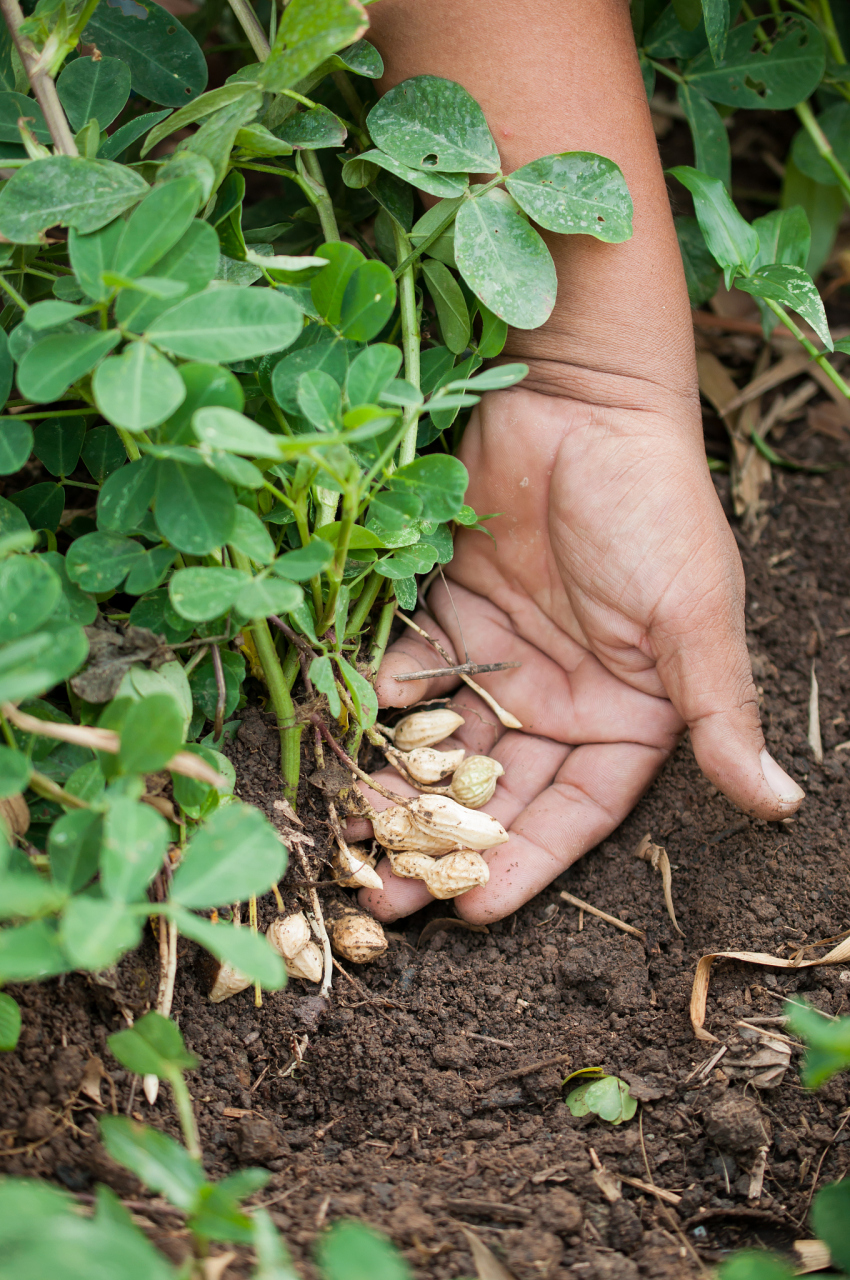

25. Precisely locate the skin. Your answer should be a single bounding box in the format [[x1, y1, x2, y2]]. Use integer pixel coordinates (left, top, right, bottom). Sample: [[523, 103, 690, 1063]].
[[346, 0, 805, 924]]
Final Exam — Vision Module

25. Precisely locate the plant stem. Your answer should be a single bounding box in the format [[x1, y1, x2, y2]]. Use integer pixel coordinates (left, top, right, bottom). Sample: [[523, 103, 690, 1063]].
[[795, 100, 850, 208], [368, 598, 396, 675], [301, 151, 340, 242], [814, 0, 846, 64], [230, 549, 301, 804], [169, 1070, 202, 1161], [345, 571, 383, 638], [0, 0, 77, 155], [319, 487, 357, 633], [28, 770, 91, 809], [0, 274, 27, 310], [764, 297, 850, 399], [332, 69, 363, 121], [224, 0, 270, 60], [392, 222, 421, 467], [115, 427, 141, 462]]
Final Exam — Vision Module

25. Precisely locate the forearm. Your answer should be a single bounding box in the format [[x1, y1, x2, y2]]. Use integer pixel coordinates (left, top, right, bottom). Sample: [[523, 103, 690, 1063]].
[[368, 0, 698, 412]]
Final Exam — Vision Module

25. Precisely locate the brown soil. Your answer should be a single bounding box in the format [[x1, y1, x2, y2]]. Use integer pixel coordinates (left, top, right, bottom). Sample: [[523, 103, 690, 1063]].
[[3, 415, 850, 1279]]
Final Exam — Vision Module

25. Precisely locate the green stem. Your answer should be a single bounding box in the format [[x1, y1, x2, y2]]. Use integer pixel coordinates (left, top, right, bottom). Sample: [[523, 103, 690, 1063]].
[[2, 406, 91, 417], [29, 770, 91, 809], [392, 222, 421, 467], [169, 1070, 202, 1162], [764, 297, 850, 399], [282, 643, 300, 690], [301, 152, 340, 242], [795, 100, 850, 208], [647, 58, 684, 86], [368, 598, 396, 675], [230, 549, 301, 804], [0, 274, 27, 310], [814, 0, 846, 63], [319, 487, 357, 633], [345, 570, 383, 638], [332, 69, 364, 121], [224, 0, 270, 60], [115, 427, 141, 462]]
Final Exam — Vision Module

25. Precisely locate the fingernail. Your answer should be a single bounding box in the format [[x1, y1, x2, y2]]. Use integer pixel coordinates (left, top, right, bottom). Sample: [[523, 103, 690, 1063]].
[[760, 749, 805, 804]]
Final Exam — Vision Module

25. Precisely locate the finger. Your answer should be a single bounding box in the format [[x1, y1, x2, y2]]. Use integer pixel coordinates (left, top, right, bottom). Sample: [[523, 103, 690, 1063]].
[[650, 559, 804, 821], [455, 738, 669, 924], [358, 730, 572, 921], [374, 609, 461, 708]]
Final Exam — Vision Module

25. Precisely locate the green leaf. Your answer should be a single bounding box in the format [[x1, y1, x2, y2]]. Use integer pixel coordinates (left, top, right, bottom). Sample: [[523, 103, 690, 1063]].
[[253, 1207, 301, 1280], [718, 1254, 794, 1280], [169, 565, 246, 621], [0, 554, 62, 642], [98, 108, 172, 162], [32, 417, 86, 477], [677, 84, 730, 190], [391, 455, 468, 523], [271, 333, 348, 414], [117, 695, 185, 778], [107, 1009, 198, 1077], [317, 1221, 411, 1280], [115, 177, 202, 279], [451, 364, 527, 392], [310, 241, 364, 325], [0, 991, 21, 1050], [0, 745, 29, 797], [48, 809, 103, 893], [0, 496, 35, 543], [675, 215, 722, 306], [154, 458, 236, 555], [0, 619, 88, 703], [83, 0, 208, 108], [60, 896, 143, 971], [348, 149, 468, 199], [684, 16, 825, 111], [69, 217, 125, 303], [0, 90, 50, 144], [335, 654, 377, 729], [170, 802, 287, 909], [146, 286, 301, 361], [192, 405, 283, 456], [130, 589, 193, 643], [189, 654, 244, 724], [420, 260, 468, 355], [752, 206, 810, 271], [80, 425, 125, 485], [8, 480, 64, 532], [171, 905, 286, 989], [260, 0, 368, 94], [96, 456, 157, 534], [141, 82, 257, 157], [791, 102, 850, 188], [227, 505, 275, 565], [0, 918, 68, 982], [100, 1115, 205, 1211], [16, 329, 121, 403], [118, 220, 220, 333], [100, 795, 169, 903], [811, 1180, 850, 1273], [668, 166, 759, 285], [367, 75, 500, 173], [781, 157, 842, 280], [26, 300, 92, 331], [0, 329, 12, 409], [346, 343, 402, 407], [276, 102, 346, 150], [66, 531, 144, 591], [177, 91, 262, 190], [736, 263, 831, 350], [785, 1000, 850, 1087], [0, 157, 148, 244], [298, 368, 342, 430], [339, 259, 396, 342], [234, 575, 303, 621], [565, 1074, 637, 1124], [271, 538, 334, 580], [455, 193, 556, 329], [163, 361, 244, 443], [701, 0, 730, 65], [505, 151, 633, 243], [94, 341, 186, 433], [57, 55, 131, 133], [309, 655, 340, 716], [0, 418, 32, 475]]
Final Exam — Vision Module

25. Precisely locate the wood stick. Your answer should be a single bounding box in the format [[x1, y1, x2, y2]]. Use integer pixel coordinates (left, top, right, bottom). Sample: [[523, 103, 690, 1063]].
[[559, 890, 646, 939], [393, 661, 521, 682]]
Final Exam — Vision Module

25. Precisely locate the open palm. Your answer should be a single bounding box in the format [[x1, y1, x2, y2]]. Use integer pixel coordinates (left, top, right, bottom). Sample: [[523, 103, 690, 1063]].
[[348, 385, 804, 924]]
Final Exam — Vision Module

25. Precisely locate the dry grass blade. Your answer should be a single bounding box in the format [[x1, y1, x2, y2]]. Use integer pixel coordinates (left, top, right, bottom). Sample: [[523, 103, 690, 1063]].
[[460, 1227, 517, 1280], [809, 662, 823, 764], [618, 1174, 681, 1206], [719, 352, 812, 414], [633, 834, 684, 937], [690, 934, 850, 1041], [559, 890, 645, 939], [793, 1239, 832, 1274], [2, 703, 227, 787]]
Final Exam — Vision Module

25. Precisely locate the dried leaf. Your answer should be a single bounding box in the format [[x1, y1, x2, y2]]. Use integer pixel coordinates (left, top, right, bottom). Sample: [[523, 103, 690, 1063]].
[[809, 662, 823, 764], [460, 1228, 517, 1280], [633, 834, 684, 937], [79, 1055, 104, 1105], [793, 1239, 832, 1274]]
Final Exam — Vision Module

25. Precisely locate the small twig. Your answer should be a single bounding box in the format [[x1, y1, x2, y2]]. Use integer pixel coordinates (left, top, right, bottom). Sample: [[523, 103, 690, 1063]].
[[468, 1052, 571, 1090], [211, 644, 227, 742], [394, 610, 522, 729], [144, 917, 178, 1106], [466, 1033, 516, 1048], [393, 661, 521, 682], [269, 615, 317, 693], [559, 890, 645, 939], [308, 716, 410, 806]]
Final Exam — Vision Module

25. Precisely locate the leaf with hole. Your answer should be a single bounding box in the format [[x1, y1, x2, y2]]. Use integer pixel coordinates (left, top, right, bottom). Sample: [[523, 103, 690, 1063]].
[[348, 149, 468, 199], [684, 16, 825, 111], [57, 56, 131, 133], [506, 152, 633, 243], [367, 75, 500, 173], [83, 0, 208, 107], [454, 194, 556, 329]]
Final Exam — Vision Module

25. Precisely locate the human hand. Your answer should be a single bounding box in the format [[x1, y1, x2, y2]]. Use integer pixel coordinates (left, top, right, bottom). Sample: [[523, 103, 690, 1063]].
[[348, 379, 804, 924]]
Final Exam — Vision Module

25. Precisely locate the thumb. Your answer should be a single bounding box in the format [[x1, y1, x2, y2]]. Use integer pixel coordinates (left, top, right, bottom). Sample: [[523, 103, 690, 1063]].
[[652, 587, 804, 821], [373, 609, 461, 708]]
